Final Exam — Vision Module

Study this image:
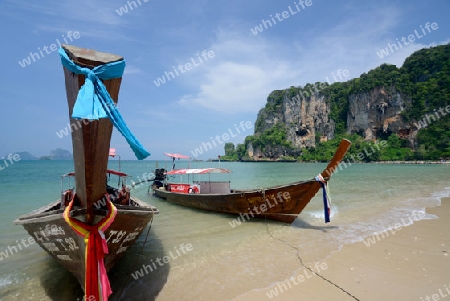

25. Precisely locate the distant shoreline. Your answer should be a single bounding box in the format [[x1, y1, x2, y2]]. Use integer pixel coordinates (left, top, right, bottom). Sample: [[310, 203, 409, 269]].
[[15, 159, 450, 164], [372, 160, 449, 164], [211, 159, 450, 164]]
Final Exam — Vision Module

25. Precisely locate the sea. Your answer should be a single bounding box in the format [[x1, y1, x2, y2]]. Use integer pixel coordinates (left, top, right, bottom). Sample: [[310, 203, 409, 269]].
[[0, 160, 449, 300]]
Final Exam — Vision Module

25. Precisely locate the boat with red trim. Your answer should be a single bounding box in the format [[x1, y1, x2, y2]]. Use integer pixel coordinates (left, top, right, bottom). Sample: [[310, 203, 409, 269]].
[[152, 140, 351, 224], [14, 45, 158, 300]]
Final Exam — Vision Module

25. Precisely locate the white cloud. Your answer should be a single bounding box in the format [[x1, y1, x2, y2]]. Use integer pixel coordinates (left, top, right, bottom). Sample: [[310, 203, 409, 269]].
[[179, 61, 293, 113], [374, 38, 450, 68], [124, 65, 143, 75], [175, 4, 448, 114], [177, 32, 302, 113], [2, 0, 142, 42], [4, 0, 124, 26]]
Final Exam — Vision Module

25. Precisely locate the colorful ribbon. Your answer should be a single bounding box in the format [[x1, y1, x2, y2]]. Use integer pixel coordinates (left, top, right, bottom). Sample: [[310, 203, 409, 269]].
[[315, 174, 331, 223], [58, 47, 150, 160], [63, 194, 117, 300]]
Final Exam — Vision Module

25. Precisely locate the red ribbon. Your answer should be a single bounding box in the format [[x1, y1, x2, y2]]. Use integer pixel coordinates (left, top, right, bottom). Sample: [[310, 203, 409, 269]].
[[63, 194, 117, 300]]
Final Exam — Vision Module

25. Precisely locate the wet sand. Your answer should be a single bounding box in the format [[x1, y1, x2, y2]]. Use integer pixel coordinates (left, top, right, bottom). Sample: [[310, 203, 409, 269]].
[[234, 197, 450, 301]]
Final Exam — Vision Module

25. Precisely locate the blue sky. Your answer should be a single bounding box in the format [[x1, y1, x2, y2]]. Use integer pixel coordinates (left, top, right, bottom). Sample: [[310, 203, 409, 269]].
[[0, 0, 449, 160]]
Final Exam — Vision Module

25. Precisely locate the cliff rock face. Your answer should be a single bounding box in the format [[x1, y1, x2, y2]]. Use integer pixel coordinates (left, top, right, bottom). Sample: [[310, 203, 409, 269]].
[[347, 86, 411, 140], [245, 45, 449, 160], [250, 90, 334, 158], [283, 92, 335, 148], [248, 85, 414, 159]]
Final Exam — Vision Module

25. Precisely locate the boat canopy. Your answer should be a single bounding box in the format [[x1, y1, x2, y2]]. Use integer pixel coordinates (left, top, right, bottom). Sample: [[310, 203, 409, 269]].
[[164, 153, 190, 159], [165, 168, 231, 175], [107, 169, 129, 177], [62, 169, 129, 177]]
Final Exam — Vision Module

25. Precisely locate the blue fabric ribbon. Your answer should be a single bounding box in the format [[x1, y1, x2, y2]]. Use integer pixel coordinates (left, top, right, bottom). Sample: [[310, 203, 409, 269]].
[[58, 48, 150, 160], [315, 175, 331, 223], [319, 182, 330, 223]]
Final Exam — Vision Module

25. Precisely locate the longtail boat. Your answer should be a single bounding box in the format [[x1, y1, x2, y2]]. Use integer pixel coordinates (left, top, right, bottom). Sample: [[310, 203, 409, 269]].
[[152, 139, 351, 223], [14, 45, 158, 300]]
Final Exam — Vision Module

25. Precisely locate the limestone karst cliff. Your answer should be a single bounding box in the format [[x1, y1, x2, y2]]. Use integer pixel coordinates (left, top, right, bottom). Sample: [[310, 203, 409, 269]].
[[247, 85, 412, 159], [346, 86, 412, 143], [239, 44, 449, 161], [252, 87, 334, 152]]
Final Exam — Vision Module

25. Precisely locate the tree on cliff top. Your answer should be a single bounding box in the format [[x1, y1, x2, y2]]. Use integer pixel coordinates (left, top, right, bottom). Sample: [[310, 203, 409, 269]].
[[242, 44, 450, 161]]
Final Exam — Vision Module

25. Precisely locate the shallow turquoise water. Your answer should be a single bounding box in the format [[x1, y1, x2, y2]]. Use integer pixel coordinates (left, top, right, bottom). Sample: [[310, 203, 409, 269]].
[[0, 160, 449, 300]]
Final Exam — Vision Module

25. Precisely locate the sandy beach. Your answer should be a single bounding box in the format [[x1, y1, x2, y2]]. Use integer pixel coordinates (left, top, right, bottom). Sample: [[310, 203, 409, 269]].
[[2, 163, 448, 301], [234, 197, 450, 301]]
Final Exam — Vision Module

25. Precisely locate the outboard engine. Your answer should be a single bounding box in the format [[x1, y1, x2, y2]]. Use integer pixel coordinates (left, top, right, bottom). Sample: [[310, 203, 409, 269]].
[[152, 168, 167, 190]]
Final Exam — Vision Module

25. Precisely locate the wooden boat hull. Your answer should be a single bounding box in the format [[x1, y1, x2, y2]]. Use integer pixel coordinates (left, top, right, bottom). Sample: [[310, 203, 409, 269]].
[[14, 45, 157, 298], [154, 139, 352, 223], [154, 179, 321, 223], [14, 197, 157, 285]]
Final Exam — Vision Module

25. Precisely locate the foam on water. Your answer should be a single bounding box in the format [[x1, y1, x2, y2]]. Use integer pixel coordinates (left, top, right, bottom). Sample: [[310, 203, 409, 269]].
[[305, 204, 339, 220], [316, 185, 450, 247], [0, 275, 16, 289]]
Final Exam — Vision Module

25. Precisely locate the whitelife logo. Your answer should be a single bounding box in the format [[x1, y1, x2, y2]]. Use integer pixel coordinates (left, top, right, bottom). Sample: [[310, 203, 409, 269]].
[[376, 22, 438, 58], [153, 50, 215, 87], [18, 31, 81, 68]]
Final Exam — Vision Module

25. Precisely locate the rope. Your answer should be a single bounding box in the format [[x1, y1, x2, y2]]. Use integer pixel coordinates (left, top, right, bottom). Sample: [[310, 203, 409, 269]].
[[261, 189, 266, 200], [264, 217, 360, 301], [115, 213, 155, 299], [130, 178, 154, 188]]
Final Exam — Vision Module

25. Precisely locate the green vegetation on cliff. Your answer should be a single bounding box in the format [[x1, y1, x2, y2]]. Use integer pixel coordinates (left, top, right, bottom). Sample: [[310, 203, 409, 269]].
[[299, 133, 414, 162], [245, 123, 293, 156], [221, 124, 294, 161], [218, 142, 239, 161], [242, 44, 450, 162]]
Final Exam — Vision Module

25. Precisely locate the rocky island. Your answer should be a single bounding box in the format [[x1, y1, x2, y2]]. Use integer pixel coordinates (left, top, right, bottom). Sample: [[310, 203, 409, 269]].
[[220, 44, 449, 162], [4, 148, 73, 160]]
